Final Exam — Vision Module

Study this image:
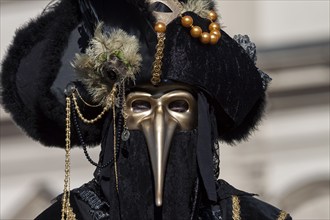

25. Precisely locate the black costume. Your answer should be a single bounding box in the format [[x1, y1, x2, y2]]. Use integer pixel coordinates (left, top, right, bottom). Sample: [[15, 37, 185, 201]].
[[1, 0, 291, 219], [36, 179, 289, 220]]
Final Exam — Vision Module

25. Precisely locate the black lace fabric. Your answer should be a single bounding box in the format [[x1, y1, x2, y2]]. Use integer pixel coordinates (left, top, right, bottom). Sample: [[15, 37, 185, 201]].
[[96, 128, 199, 219], [212, 141, 220, 179]]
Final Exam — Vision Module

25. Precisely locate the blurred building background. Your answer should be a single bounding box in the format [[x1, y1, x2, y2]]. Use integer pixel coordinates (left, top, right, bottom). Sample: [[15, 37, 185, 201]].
[[0, 0, 329, 219]]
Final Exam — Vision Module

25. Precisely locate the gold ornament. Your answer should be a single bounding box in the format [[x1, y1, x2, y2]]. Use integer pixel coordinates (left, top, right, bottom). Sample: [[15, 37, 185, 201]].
[[181, 15, 193, 27], [210, 34, 219, 45], [209, 22, 220, 31], [154, 22, 167, 33], [232, 195, 241, 220], [210, 29, 221, 39], [151, 20, 168, 85], [200, 32, 211, 44], [277, 210, 288, 220], [208, 10, 218, 21], [190, 26, 202, 38]]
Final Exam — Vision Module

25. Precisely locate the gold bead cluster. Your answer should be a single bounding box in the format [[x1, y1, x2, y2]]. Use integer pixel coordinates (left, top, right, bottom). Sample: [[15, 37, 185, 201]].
[[181, 10, 221, 45], [151, 10, 221, 85]]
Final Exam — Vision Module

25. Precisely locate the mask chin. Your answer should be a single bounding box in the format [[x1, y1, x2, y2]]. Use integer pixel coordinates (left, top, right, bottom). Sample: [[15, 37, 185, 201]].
[[95, 129, 199, 219]]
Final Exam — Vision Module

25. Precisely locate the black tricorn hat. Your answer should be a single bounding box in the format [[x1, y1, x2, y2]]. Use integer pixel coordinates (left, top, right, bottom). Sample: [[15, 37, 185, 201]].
[[1, 0, 270, 147]]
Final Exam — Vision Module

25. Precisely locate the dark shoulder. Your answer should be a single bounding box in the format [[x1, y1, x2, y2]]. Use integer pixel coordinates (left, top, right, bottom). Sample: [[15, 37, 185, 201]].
[[34, 198, 62, 220], [35, 179, 109, 220], [217, 179, 292, 220]]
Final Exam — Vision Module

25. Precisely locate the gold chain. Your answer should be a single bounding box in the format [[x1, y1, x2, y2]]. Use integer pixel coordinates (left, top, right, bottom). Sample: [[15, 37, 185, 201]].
[[277, 210, 288, 220], [72, 92, 109, 124], [151, 33, 166, 85], [232, 195, 241, 220], [75, 89, 102, 108], [113, 102, 119, 193], [61, 97, 76, 220], [121, 83, 128, 131]]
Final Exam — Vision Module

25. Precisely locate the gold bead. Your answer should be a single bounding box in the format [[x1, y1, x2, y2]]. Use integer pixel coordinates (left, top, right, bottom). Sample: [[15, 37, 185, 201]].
[[190, 26, 202, 38], [210, 29, 221, 39], [200, 32, 211, 44], [154, 22, 166, 33], [209, 22, 220, 31], [209, 10, 218, 21], [210, 34, 219, 45], [181, 15, 193, 28]]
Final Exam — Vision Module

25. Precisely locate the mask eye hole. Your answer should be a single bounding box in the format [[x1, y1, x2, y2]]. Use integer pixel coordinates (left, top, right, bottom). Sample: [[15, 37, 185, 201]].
[[132, 100, 151, 113], [168, 100, 189, 113]]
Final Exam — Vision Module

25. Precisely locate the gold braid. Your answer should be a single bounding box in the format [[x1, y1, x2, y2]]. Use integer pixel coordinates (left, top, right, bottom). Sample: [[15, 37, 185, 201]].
[[277, 210, 288, 220], [232, 195, 241, 220], [151, 33, 166, 85]]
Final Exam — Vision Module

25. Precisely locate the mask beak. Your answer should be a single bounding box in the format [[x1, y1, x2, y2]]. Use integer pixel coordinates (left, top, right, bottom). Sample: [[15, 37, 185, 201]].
[[141, 105, 177, 206]]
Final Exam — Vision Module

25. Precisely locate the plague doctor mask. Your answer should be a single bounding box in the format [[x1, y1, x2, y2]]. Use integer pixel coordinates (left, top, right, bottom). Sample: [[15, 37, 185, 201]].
[[126, 84, 197, 206]]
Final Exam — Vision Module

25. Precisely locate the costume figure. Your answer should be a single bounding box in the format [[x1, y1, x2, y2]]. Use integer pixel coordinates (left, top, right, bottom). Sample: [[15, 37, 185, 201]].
[[1, 0, 291, 219]]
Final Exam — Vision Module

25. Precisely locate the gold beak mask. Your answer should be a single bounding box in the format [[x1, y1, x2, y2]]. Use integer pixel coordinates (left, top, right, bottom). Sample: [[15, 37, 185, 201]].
[[126, 84, 197, 206]]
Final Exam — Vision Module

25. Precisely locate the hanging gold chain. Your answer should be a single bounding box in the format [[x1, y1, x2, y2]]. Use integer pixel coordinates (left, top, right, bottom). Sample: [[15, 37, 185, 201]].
[[72, 92, 110, 124], [112, 101, 119, 193], [75, 89, 102, 108], [121, 82, 129, 131], [61, 97, 76, 220], [151, 33, 166, 85]]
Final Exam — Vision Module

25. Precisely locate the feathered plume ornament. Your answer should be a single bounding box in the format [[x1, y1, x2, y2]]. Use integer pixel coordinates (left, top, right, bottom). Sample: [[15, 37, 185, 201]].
[[72, 23, 142, 107]]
